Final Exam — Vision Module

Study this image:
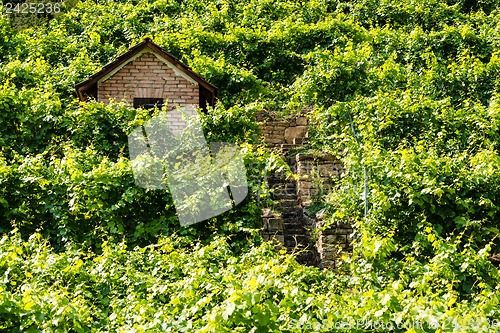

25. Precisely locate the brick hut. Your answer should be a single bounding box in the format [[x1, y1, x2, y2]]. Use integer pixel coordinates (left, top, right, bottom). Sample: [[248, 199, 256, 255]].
[[75, 38, 217, 112]]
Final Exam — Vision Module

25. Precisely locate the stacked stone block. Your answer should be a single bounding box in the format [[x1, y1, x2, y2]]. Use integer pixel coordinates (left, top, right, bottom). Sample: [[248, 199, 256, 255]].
[[258, 110, 353, 268], [257, 112, 309, 147], [261, 173, 317, 265], [293, 153, 345, 206], [313, 212, 354, 269]]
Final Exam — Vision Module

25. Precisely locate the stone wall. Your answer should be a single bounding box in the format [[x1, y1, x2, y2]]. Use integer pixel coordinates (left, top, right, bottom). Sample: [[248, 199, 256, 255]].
[[261, 174, 318, 266], [295, 153, 351, 268], [258, 110, 353, 268], [311, 211, 354, 269], [257, 112, 309, 147], [293, 152, 344, 206]]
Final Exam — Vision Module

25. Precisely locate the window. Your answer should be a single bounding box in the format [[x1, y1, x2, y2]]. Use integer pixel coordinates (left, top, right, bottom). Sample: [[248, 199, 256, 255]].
[[133, 97, 164, 110]]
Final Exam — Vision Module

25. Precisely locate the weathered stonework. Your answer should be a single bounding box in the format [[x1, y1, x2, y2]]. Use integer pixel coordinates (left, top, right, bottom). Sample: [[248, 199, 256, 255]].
[[257, 112, 309, 147], [312, 210, 354, 269], [259, 110, 353, 268], [293, 152, 344, 206]]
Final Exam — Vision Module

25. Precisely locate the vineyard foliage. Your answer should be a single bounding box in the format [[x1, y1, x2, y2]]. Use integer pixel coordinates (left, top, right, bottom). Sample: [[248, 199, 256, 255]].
[[1, 0, 500, 331]]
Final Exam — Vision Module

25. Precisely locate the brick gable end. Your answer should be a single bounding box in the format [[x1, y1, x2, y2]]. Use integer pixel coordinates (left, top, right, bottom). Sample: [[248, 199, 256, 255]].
[[98, 52, 199, 110]]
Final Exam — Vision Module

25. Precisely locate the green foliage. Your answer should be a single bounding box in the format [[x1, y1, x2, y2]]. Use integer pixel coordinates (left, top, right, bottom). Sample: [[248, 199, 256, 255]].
[[0, 230, 498, 332], [302, 0, 500, 306], [0, 94, 276, 251], [1, 0, 500, 330]]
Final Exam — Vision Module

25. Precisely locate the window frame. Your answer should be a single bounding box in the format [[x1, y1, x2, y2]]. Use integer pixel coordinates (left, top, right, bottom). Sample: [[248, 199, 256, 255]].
[[133, 97, 164, 110]]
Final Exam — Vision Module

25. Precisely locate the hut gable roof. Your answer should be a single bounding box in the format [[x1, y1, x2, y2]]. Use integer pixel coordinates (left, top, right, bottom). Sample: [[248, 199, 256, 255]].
[[75, 38, 217, 104]]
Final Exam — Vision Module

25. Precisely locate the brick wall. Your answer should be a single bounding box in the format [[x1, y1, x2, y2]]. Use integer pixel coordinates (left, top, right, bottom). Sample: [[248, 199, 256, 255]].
[[98, 51, 199, 111]]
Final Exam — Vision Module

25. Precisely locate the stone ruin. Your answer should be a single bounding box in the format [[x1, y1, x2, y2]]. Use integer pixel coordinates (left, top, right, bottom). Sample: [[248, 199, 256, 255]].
[[257, 111, 353, 268]]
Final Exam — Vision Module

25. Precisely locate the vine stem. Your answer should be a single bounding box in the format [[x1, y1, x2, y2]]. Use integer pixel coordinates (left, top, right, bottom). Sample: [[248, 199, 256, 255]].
[[348, 111, 369, 218]]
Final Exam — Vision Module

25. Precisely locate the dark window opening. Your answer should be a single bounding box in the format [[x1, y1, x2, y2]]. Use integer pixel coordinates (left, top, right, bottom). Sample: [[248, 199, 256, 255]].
[[133, 97, 164, 110]]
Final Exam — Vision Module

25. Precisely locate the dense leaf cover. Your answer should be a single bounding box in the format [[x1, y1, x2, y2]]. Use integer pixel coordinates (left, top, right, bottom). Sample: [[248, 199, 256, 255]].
[[0, 0, 499, 331], [0, 231, 498, 332]]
